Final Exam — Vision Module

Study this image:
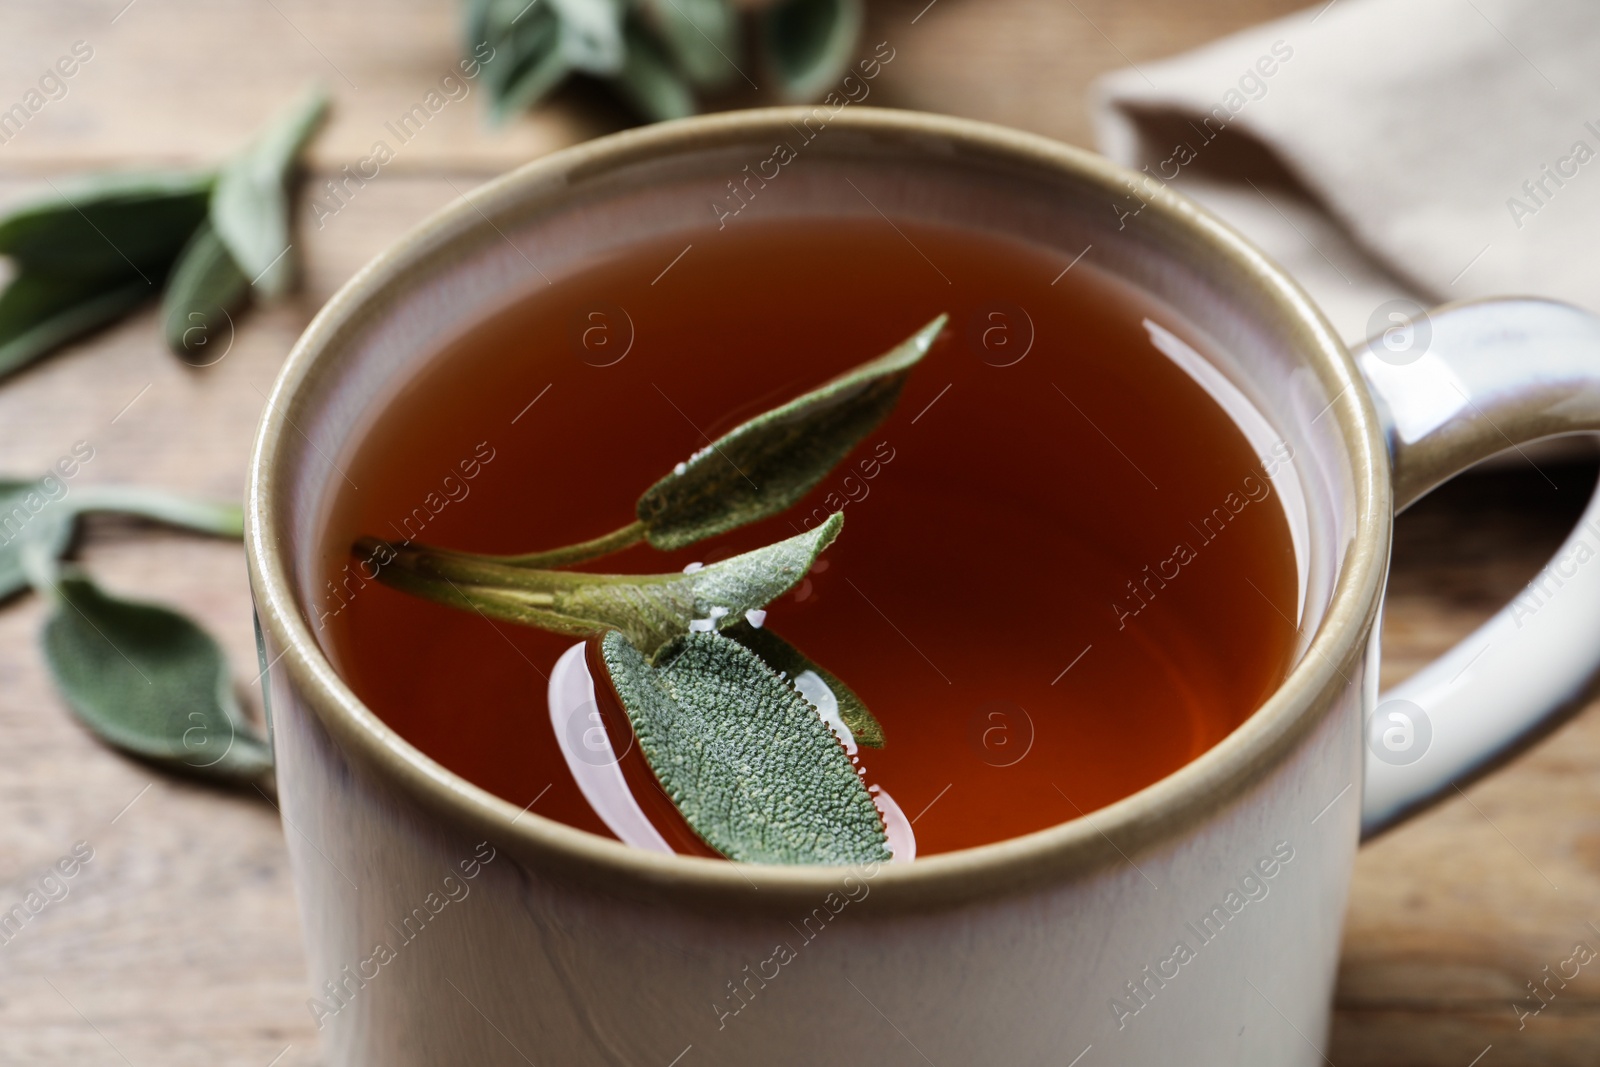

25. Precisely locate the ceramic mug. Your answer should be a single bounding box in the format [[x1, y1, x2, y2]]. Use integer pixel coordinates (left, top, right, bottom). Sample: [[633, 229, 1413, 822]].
[[246, 107, 1600, 1065]]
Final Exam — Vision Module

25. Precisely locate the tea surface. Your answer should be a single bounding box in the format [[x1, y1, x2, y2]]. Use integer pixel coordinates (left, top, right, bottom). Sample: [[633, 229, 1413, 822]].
[[317, 217, 1298, 857]]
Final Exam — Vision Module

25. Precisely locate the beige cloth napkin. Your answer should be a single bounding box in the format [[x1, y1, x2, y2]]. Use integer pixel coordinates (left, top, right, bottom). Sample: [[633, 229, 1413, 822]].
[[1092, 0, 1600, 344]]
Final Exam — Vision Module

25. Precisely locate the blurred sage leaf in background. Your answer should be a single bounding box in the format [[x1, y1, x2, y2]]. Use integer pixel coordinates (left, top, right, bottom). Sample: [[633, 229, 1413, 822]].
[[1, 478, 267, 786], [160, 221, 250, 363], [0, 171, 211, 380], [0, 272, 152, 381], [613, 15, 698, 122], [0, 478, 76, 601], [38, 568, 272, 785], [550, 0, 629, 75], [638, 0, 741, 89], [0, 86, 326, 376], [468, 0, 862, 123], [471, 0, 573, 123], [209, 86, 330, 300], [599, 627, 890, 864], [759, 0, 863, 102], [64, 484, 245, 536]]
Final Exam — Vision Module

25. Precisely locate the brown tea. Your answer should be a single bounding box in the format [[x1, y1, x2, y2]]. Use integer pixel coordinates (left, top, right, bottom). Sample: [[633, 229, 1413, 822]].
[[316, 216, 1298, 858]]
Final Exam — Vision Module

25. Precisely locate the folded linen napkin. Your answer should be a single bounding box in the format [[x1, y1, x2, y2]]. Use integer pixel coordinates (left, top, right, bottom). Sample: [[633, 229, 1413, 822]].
[[1093, 0, 1600, 343]]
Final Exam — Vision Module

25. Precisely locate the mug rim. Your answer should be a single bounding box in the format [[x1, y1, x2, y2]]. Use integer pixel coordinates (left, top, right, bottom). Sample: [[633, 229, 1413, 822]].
[[245, 106, 1390, 911]]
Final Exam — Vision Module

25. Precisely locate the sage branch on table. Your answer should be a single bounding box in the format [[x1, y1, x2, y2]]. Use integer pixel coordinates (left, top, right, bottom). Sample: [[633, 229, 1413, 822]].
[[467, 0, 865, 123], [0, 87, 328, 379], [0, 479, 271, 787], [360, 315, 946, 863]]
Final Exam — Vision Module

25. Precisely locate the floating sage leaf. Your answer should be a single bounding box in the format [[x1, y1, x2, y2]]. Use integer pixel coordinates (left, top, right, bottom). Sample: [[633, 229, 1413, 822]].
[[0, 270, 151, 380], [161, 220, 250, 361], [363, 511, 841, 656], [0, 479, 75, 602], [37, 568, 272, 784], [639, 0, 740, 89], [610, 15, 697, 122], [723, 620, 883, 748], [636, 315, 945, 550], [0, 171, 213, 277], [599, 628, 889, 864], [211, 86, 330, 299], [758, 0, 864, 102]]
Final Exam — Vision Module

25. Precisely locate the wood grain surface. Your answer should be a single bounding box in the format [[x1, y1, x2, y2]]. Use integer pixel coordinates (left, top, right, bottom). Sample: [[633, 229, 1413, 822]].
[[1, 1, 1595, 1064]]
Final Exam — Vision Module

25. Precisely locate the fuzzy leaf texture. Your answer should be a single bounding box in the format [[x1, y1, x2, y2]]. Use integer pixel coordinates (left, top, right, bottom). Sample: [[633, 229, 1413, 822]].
[[723, 620, 883, 747], [600, 628, 889, 864], [364, 512, 842, 656], [636, 315, 945, 550]]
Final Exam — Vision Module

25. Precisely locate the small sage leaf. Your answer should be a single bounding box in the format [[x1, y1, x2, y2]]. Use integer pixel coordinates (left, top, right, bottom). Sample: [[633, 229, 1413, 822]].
[[211, 86, 330, 299], [364, 511, 841, 655], [636, 314, 945, 550], [639, 0, 741, 89], [0, 479, 75, 602], [610, 17, 697, 122], [758, 0, 863, 102], [0, 171, 213, 276], [160, 220, 249, 362], [723, 620, 883, 748], [39, 570, 272, 784], [0, 270, 150, 380], [599, 628, 889, 864]]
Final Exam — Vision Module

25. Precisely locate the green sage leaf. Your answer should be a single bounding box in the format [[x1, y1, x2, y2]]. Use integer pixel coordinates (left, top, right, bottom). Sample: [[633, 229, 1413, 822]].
[[211, 86, 330, 299], [0, 269, 150, 380], [38, 569, 273, 784], [364, 511, 841, 655], [64, 484, 244, 537], [639, 0, 741, 89], [636, 315, 944, 550], [610, 16, 697, 122], [723, 620, 883, 747], [0, 479, 75, 602], [600, 628, 889, 864], [0, 171, 212, 276], [758, 0, 863, 102], [550, 0, 628, 75], [161, 220, 250, 361], [471, 0, 572, 121]]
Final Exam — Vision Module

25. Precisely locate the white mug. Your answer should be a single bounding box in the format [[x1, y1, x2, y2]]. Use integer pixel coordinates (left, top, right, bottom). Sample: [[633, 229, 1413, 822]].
[[246, 107, 1600, 1065]]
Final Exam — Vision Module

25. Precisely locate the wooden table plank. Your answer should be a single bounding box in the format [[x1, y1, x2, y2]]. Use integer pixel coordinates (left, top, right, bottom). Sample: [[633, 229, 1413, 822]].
[[5, 1, 1596, 1064]]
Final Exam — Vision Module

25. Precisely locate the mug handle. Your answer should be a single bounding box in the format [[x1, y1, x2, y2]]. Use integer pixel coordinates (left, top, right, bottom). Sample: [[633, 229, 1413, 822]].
[[1357, 297, 1600, 837]]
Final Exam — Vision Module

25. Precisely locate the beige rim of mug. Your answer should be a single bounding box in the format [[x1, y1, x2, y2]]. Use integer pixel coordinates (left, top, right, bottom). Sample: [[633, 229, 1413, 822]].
[[246, 106, 1390, 914]]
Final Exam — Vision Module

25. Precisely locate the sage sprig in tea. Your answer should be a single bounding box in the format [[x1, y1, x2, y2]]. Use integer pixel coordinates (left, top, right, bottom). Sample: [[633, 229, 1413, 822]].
[[360, 316, 947, 863]]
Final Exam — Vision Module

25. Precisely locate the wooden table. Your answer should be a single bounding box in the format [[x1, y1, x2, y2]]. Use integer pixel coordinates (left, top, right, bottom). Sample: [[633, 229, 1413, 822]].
[[2, 1, 1594, 1063]]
